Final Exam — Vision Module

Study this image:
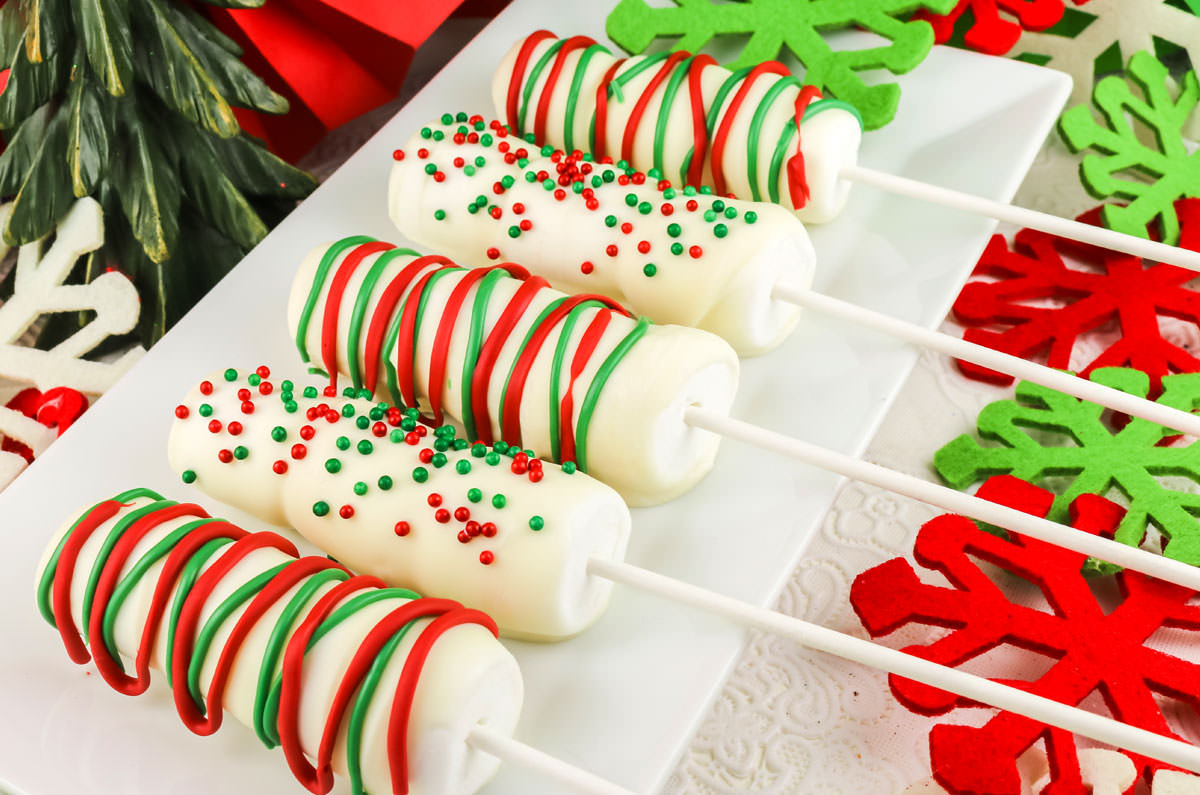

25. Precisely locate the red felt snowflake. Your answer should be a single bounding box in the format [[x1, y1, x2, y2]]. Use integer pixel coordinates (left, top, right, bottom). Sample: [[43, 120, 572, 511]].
[[849, 475, 1200, 794], [950, 199, 1200, 393], [914, 0, 1090, 55]]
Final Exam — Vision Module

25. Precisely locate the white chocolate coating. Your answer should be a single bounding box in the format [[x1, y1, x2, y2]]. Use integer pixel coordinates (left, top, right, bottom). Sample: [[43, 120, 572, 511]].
[[168, 367, 632, 641], [37, 494, 523, 795], [286, 240, 739, 506], [390, 117, 816, 356], [491, 34, 864, 224]]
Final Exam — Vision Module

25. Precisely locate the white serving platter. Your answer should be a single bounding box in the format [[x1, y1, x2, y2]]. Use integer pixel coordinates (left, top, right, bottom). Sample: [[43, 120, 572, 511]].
[[0, 3, 1070, 793]]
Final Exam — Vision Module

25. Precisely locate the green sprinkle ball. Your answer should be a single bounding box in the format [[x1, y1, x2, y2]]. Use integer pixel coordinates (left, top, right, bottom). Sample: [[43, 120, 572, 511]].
[[313, 501, 330, 517], [233, 446, 249, 460], [303, 386, 319, 399], [181, 469, 197, 484], [336, 436, 351, 451], [325, 458, 342, 474], [714, 224, 728, 238], [353, 481, 368, 496], [412, 467, 429, 483], [562, 461, 577, 474], [456, 460, 472, 475], [434, 209, 446, 221], [198, 404, 213, 417], [492, 494, 507, 509], [467, 488, 483, 503], [223, 368, 238, 382], [643, 263, 657, 277], [271, 426, 287, 442], [357, 440, 374, 455], [378, 475, 394, 490], [529, 515, 545, 531]]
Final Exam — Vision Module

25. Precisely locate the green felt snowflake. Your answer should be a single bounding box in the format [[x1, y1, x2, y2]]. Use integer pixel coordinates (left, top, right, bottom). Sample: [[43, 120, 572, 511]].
[[605, 0, 958, 130], [934, 367, 1200, 566], [1059, 51, 1200, 247]]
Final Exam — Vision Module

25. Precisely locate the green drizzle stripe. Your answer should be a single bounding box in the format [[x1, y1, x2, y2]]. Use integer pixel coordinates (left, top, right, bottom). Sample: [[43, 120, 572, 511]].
[[653, 54, 698, 181], [260, 589, 419, 744], [383, 267, 459, 411], [80, 501, 179, 644], [253, 567, 350, 746], [294, 236, 376, 367], [748, 75, 804, 202], [347, 247, 418, 391], [518, 39, 567, 134], [100, 518, 224, 669], [573, 318, 651, 472], [563, 44, 610, 152], [346, 621, 419, 795], [587, 51, 671, 154], [36, 487, 161, 626], [165, 538, 233, 687], [548, 300, 609, 461], [459, 269, 508, 441], [498, 296, 568, 437], [186, 562, 292, 713]]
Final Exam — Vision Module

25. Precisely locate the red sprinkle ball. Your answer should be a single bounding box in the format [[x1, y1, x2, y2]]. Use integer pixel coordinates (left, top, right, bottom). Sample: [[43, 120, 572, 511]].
[[486, 247, 501, 260], [272, 460, 289, 475], [339, 505, 355, 519], [175, 405, 190, 419], [392, 149, 405, 161], [227, 421, 243, 436], [690, 245, 703, 259], [637, 241, 651, 254], [218, 449, 233, 463], [394, 521, 411, 537], [300, 425, 315, 441], [479, 551, 495, 565], [199, 381, 213, 396], [454, 506, 471, 522], [291, 444, 307, 460], [428, 493, 443, 507], [240, 401, 255, 415], [481, 522, 497, 538], [323, 385, 338, 398], [435, 508, 451, 524], [208, 420, 222, 434], [256, 365, 271, 378], [580, 261, 595, 275]]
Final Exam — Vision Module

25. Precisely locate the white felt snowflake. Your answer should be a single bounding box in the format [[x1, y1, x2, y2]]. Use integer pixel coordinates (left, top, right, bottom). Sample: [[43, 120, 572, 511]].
[[0, 197, 143, 395], [1015, 0, 1200, 118]]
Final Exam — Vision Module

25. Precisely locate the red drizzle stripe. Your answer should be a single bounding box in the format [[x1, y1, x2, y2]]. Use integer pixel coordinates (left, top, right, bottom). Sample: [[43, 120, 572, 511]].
[[558, 311, 612, 463], [469, 274, 551, 444], [534, 35, 596, 143], [786, 85, 823, 209], [362, 255, 454, 395], [685, 55, 717, 186], [87, 503, 214, 694], [386, 608, 499, 795], [277, 576, 386, 793], [51, 499, 129, 664], [171, 532, 300, 735], [428, 268, 493, 425], [710, 63, 791, 197], [194, 556, 346, 735], [507, 30, 558, 131], [320, 241, 396, 390], [395, 269, 443, 411], [500, 294, 628, 446], [621, 50, 691, 165], [592, 59, 626, 157]]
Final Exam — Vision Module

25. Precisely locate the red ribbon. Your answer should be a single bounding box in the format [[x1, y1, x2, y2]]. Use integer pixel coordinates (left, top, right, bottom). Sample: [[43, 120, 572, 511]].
[[203, 0, 512, 162]]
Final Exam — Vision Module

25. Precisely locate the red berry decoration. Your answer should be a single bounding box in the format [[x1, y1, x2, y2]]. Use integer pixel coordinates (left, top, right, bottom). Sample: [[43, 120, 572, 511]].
[[914, 0, 1085, 56], [850, 475, 1200, 794], [950, 200, 1200, 394]]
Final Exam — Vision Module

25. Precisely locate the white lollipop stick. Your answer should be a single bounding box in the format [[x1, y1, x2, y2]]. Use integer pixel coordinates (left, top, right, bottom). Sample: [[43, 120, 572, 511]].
[[588, 557, 1200, 774], [771, 284, 1200, 439], [682, 407, 1200, 593], [840, 164, 1200, 272], [468, 725, 639, 795]]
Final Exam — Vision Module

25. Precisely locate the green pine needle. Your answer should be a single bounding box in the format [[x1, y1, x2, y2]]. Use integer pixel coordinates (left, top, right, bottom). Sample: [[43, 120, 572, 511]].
[[0, 0, 315, 344]]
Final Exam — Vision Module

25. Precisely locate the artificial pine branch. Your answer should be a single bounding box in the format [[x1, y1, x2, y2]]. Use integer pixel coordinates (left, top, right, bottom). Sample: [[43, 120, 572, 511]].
[[0, 0, 317, 345]]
